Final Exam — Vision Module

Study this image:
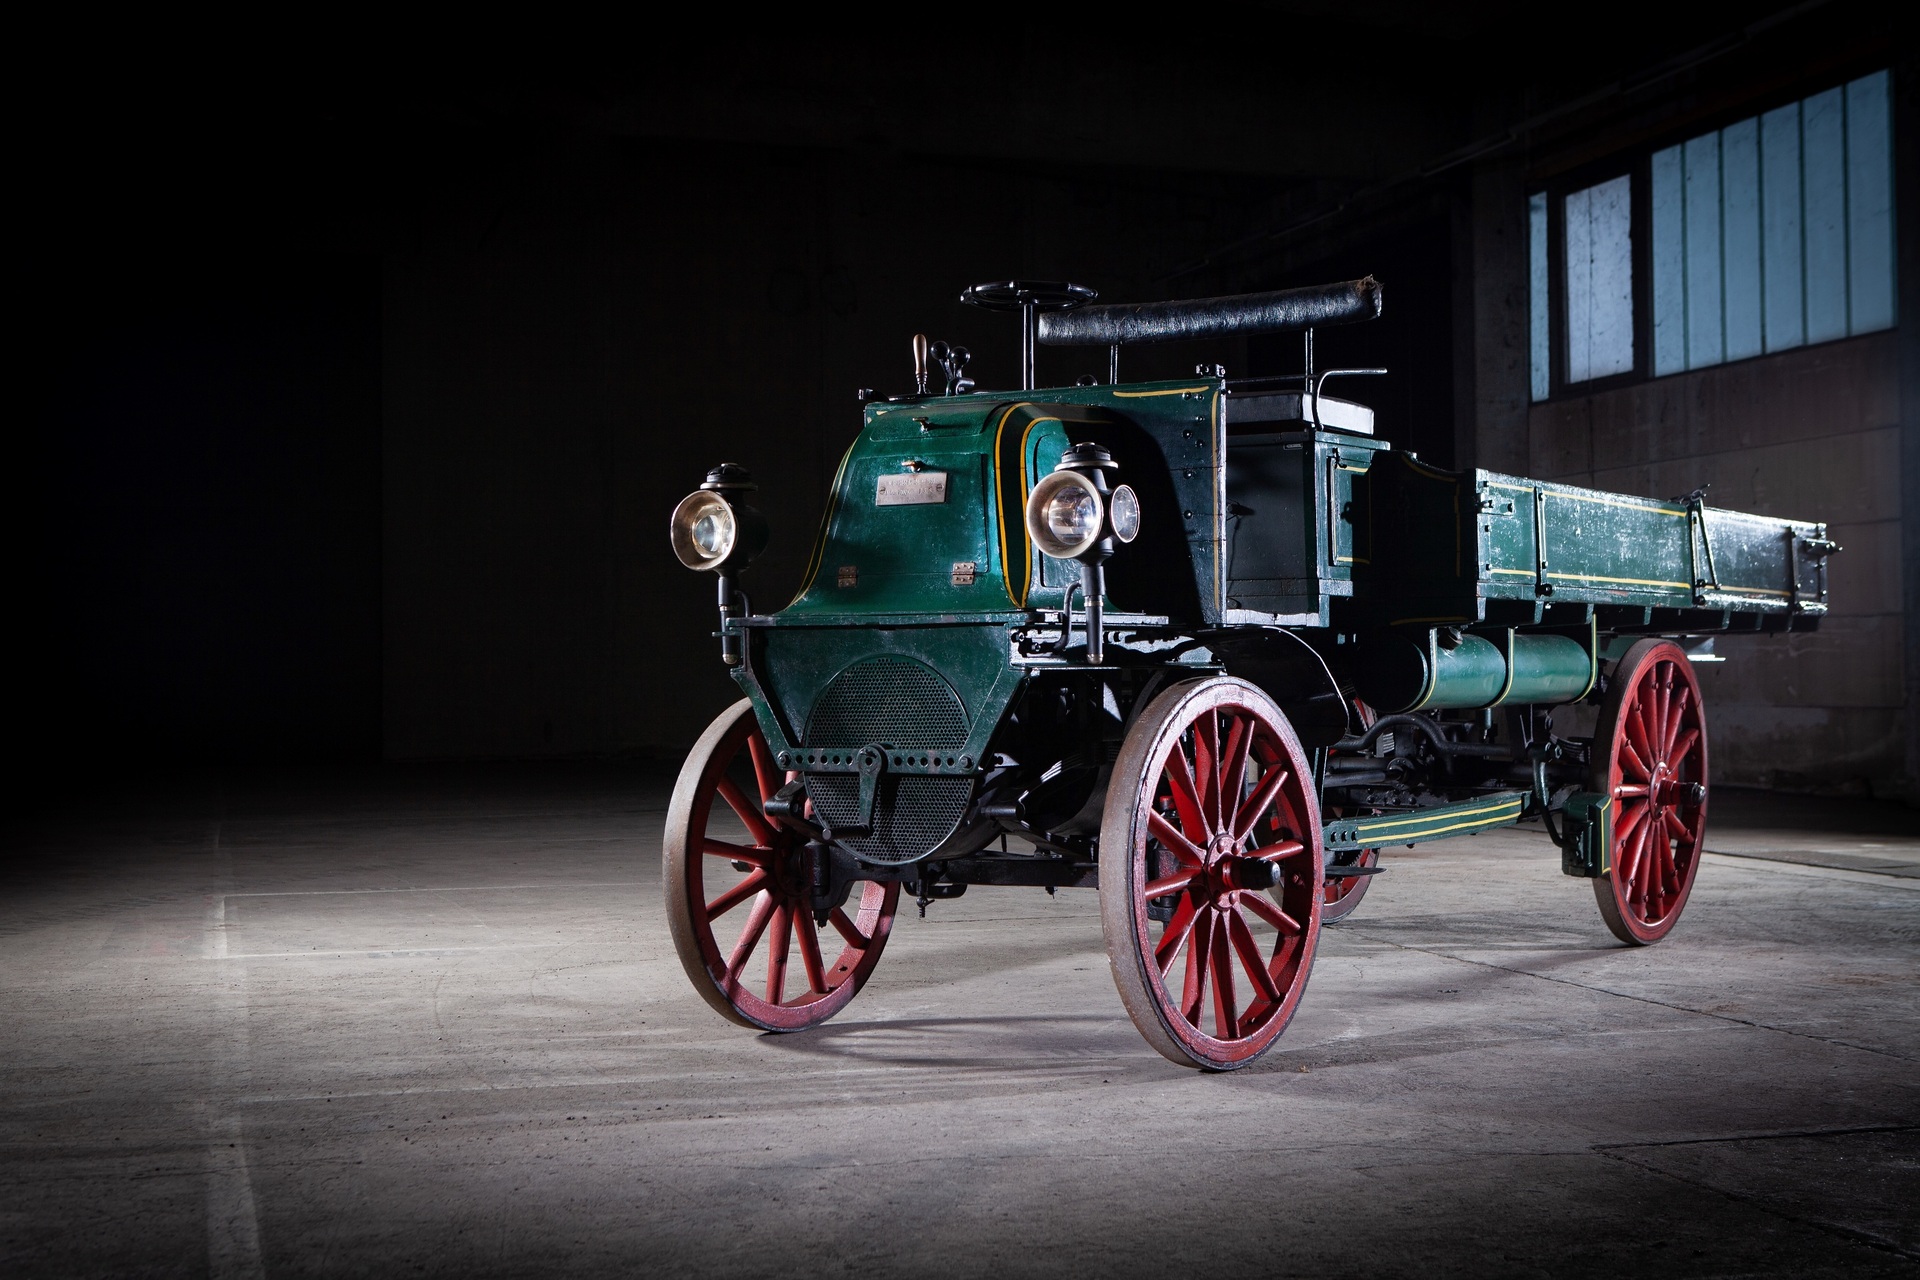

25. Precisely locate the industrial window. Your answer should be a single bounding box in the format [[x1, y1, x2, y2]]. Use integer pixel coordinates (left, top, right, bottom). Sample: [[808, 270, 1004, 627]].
[[1529, 68, 1895, 401], [1563, 175, 1636, 384]]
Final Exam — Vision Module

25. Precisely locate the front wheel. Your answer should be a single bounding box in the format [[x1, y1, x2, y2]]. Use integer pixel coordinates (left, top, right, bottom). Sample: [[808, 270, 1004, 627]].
[[664, 700, 899, 1030], [1100, 677, 1324, 1070]]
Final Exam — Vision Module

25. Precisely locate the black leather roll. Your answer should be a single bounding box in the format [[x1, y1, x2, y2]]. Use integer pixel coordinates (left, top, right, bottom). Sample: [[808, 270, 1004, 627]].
[[1036, 276, 1381, 347]]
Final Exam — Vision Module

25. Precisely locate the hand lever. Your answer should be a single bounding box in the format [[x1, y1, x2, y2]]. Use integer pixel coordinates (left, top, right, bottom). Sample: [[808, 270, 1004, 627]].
[[912, 333, 930, 395]]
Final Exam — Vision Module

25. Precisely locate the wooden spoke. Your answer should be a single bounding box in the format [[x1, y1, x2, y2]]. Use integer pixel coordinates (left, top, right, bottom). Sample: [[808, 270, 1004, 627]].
[[1193, 711, 1221, 834], [1624, 709, 1658, 780], [1663, 807, 1696, 845], [1669, 727, 1701, 770], [715, 776, 775, 847], [1240, 891, 1302, 936], [724, 892, 776, 992], [1232, 766, 1291, 845], [1210, 915, 1240, 1039], [1145, 869, 1199, 899], [1610, 801, 1650, 873], [1219, 713, 1252, 827], [705, 869, 769, 922], [746, 730, 781, 807], [827, 907, 868, 950], [1227, 908, 1284, 1008], [701, 838, 769, 866], [765, 906, 791, 1006], [1617, 733, 1654, 783], [795, 910, 829, 995], [1181, 909, 1212, 1026], [1155, 896, 1200, 975], [1162, 745, 1209, 843], [1147, 811, 1208, 869]]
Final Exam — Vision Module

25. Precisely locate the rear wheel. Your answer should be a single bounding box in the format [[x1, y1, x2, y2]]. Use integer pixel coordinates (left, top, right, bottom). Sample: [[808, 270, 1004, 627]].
[[664, 700, 898, 1030], [1100, 677, 1323, 1070], [1321, 698, 1381, 923], [1320, 848, 1380, 922], [1590, 640, 1708, 945]]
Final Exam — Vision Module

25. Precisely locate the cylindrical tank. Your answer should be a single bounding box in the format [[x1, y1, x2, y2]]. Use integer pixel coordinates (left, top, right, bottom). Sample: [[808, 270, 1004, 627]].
[[1356, 630, 1592, 713]]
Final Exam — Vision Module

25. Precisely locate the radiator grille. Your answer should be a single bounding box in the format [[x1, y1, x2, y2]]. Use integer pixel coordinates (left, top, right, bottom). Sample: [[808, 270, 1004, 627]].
[[806, 775, 976, 865], [805, 656, 969, 749], [803, 656, 973, 863]]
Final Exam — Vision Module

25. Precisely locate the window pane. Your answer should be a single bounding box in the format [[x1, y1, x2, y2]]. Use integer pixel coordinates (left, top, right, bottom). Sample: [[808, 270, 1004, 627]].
[[1721, 117, 1763, 362], [1846, 70, 1896, 333], [1683, 134, 1723, 369], [1803, 86, 1848, 343], [1564, 175, 1634, 383], [1529, 192, 1550, 401], [1760, 102, 1805, 352], [1651, 145, 1687, 375]]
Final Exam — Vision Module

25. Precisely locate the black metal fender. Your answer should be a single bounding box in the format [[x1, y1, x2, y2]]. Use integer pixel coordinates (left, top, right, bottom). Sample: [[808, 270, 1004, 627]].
[[1201, 627, 1350, 748]]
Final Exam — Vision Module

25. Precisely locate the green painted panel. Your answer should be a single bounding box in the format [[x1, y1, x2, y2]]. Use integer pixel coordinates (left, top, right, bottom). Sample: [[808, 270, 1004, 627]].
[[780, 378, 1224, 625], [753, 623, 1016, 752], [1358, 455, 1826, 621]]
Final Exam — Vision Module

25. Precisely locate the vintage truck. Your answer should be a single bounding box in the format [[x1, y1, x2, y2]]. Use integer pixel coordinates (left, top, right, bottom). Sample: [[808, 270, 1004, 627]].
[[662, 278, 1835, 1070]]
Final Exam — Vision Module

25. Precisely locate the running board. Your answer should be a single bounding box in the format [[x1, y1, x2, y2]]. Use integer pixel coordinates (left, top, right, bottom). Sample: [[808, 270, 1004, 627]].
[[1322, 791, 1527, 854]]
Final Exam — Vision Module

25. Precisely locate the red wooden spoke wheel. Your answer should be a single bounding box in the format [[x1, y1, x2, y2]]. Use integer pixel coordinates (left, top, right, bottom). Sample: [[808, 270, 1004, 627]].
[[1320, 848, 1379, 922], [1590, 639, 1709, 945], [664, 700, 899, 1030], [1100, 677, 1323, 1070], [1321, 698, 1380, 924]]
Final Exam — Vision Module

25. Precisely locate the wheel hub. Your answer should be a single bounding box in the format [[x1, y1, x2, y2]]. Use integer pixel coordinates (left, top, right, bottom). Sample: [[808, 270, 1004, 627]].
[[1649, 763, 1701, 810]]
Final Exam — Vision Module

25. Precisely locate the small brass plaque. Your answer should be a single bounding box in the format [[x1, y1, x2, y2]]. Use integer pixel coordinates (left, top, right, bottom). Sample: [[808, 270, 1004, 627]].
[[951, 561, 977, 586], [876, 472, 948, 506], [837, 565, 858, 588]]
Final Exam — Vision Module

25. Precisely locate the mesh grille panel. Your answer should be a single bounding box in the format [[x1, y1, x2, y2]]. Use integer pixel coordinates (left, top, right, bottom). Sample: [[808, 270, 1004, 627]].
[[807, 775, 976, 865], [805, 656, 969, 749], [803, 656, 974, 863]]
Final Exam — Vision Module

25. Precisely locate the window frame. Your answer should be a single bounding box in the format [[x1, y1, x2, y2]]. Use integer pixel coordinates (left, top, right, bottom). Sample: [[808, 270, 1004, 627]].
[[1526, 61, 1896, 405], [1538, 159, 1648, 400]]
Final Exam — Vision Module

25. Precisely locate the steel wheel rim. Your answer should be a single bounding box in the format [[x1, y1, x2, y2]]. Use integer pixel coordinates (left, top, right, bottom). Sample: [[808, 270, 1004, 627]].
[[664, 700, 898, 1030], [1103, 679, 1323, 1070], [1591, 641, 1708, 945]]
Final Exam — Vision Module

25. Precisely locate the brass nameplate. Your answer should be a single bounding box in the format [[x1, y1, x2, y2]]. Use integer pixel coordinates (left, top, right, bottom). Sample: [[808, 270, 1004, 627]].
[[876, 472, 948, 506]]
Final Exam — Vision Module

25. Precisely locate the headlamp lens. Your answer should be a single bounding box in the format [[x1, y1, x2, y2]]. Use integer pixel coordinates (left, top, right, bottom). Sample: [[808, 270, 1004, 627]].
[[670, 491, 737, 570], [1044, 486, 1100, 545], [1108, 484, 1141, 543], [692, 508, 731, 557]]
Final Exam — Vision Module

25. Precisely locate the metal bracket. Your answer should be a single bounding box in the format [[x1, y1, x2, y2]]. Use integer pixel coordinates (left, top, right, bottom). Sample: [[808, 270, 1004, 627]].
[[1686, 493, 1721, 605], [854, 745, 885, 833], [1558, 792, 1612, 878]]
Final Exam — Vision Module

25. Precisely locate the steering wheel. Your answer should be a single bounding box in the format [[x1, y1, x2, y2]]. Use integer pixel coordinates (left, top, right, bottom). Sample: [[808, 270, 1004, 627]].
[[959, 281, 1097, 312]]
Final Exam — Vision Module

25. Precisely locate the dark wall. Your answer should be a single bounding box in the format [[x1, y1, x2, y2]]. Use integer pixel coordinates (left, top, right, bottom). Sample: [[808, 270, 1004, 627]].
[[380, 135, 1299, 759], [28, 4, 1880, 773], [1243, 218, 1458, 467], [28, 260, 381, 765]]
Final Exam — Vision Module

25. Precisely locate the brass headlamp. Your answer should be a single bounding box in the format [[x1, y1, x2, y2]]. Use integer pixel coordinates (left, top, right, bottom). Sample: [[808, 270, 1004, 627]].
[[670, 463, 768, 664], [1024, 443, 1139, 663]]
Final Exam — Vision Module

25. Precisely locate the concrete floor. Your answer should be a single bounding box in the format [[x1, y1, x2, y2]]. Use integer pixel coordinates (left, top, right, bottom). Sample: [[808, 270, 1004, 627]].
[[2, 769, 1916, 1278]]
